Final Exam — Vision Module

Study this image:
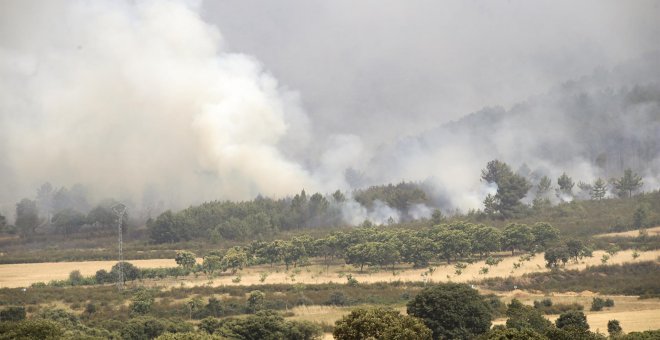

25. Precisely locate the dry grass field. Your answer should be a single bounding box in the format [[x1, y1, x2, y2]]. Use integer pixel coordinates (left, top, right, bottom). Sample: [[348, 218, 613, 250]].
[[135, 249, 660, 289], [0, 259, 177, 288], [595, 226, 660, 238], [0, 249, 657, 289], [291, 295, 660, 335], [491, 293, 660, 333]]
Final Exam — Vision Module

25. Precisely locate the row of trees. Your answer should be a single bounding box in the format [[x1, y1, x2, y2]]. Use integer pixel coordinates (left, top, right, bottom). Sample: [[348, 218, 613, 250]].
[[483, 159, 645, 218], [180, 221, 564, 275]]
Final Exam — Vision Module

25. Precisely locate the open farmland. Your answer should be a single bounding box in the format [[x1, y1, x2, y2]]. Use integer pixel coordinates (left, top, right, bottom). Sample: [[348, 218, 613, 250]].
[[0, 249, 657, 289], [595, 226, 660, 238]]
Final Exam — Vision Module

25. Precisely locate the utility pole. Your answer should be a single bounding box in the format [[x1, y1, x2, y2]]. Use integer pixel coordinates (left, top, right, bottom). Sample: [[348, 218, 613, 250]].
[[112, 203, 127, 290]]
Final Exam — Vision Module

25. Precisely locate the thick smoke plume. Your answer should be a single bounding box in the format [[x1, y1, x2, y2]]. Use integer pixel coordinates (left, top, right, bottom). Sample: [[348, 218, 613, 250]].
[[1, 1, 660, 221], [0, 0, 332, 214]]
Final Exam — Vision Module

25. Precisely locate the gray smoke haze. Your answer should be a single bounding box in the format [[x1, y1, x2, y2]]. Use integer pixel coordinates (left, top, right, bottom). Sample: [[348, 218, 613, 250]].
[[1, 0, 660, 218]]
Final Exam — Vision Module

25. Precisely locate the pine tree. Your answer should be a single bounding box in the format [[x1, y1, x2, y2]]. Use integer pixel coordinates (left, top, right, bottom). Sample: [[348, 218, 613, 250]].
[[590, 178, 607, 200]]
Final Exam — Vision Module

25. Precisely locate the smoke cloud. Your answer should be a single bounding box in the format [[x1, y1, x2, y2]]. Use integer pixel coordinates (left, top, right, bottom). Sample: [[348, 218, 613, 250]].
[[1, 0, 660, 220]]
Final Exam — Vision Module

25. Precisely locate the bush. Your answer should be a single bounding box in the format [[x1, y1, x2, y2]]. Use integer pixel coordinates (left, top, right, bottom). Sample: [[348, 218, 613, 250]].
[[407, 283, 492, 339], [334, 307, 432, 340], [326, 291, 348, 306], [0, 306, 26, 322], [555, 310, 589, 331], [590, 297, 614, 311]]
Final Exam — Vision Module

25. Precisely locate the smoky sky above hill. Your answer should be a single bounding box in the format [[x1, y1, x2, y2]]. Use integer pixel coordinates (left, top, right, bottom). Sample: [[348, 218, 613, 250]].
[[1, 0, 660, 216]]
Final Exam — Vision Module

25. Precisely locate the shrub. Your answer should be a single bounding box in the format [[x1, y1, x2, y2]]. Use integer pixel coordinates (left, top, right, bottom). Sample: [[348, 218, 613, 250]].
[[607, 319, 622, 336], [334, 307, 432, 340], [407, 283, 492, 339], [0, 306, 26, 322], [590, 297, 614, 311]]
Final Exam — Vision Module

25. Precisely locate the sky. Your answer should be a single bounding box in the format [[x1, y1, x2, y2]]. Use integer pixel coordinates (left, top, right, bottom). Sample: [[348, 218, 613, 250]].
[[1, 0, 659, 217]]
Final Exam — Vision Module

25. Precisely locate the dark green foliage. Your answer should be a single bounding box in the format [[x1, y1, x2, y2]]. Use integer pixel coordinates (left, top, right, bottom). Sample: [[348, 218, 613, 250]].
[[203, 310, 322, 340], [120, 316, 193, 340], [607, 319, 622, 336], [477, 261, 660, 297], [149, 210, 187, 244], [0, 306, 26, 322], [544, 245, 569, 267], [326, 291, 348, 306], [353, 182, 431, 219], [407, 283, 492, 339], [590, 297, 614, 311], [557, 173, 575, 196], [501, 223, 533, 255], [477, 327, 547, 340], [112, 261, 141, 282], [155, 331, 224, 339], [555, 310, 589, 331], [246, 290, 265, 314], [130, 289, 156, 316], [0, 319, 64, 339], [632, 205, 649, 229], [533, 299, 583, 315], [175, 251, 197, 270], [333, 307, 432, 340], [15, 198, 39, 238], [52, 209, 86, 236], [481, 160, 531, 218], [613, 169, 643, 198], [619, 330, 660, 339], [505, 299, 552, 333]]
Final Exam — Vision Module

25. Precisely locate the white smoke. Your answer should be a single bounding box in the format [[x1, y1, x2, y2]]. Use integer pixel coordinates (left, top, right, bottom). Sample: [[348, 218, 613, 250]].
[[340, 199, 400, 226], [0, 0, 331, 209]]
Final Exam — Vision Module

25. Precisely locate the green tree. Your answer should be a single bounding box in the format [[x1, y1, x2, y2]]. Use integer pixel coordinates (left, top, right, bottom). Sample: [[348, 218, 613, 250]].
[[111, 261, 141, 282], [501, 223, 533, 255], [407, 283, 492, 339], [632, 205, 649, 229], [530, 222, 560, 249], [433, 229, 470, 263], [148, 211, 184, 244], [202, 255, 223, 278], [246, 290, 265, 314], [566, 240, 591, 262], [557, 172, 575, 197], [607, 320, 622, 337], [0, 319, 64, 339], [537, 176, 552, 196], [431, 209, 444, 225], [212, 310, 321, 340], [613, 169, 643, 198], [481, 160, 531, 218], [471, 226, 502, 258], [477, 327, 546, 340], [333, 307, 432, 340], [505, 299, 552, 333], [544, 245, 569, 268], [555, 310, 589, 331], [130, 289, 155, 316], [590, 178, 607, 200], [0, 306, 26, 322], [345, 242, 401, 271], [175, 251, 197, 270], [15, 198, 39, 238], [52, 209, 86, 236], [221, 247, 248, 274]]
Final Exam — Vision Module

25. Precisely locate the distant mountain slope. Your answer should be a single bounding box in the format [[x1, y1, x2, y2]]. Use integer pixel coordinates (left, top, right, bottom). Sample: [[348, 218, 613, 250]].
[[365, 52, 660, 210]]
